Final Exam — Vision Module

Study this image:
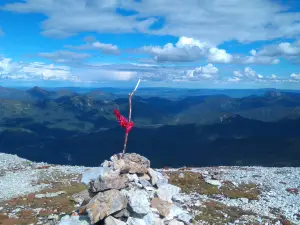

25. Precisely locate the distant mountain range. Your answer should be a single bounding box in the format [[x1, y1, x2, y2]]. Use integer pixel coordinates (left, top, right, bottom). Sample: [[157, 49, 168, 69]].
[[1, 86, 300, 167]]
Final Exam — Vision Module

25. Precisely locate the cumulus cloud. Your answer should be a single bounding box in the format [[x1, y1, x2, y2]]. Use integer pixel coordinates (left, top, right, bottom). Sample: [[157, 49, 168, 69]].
[[231, 67, 297, 84], [38, 51, 91, 63], [3, 0, 300, 43], [140, 37, 279, 65], [66, 37, 121, 55], [254, 40, 300, 63], [184, 64, 219, 80], [233, 67, 264, 80], [1, 55, 297, 85], [259, 41, 300, 57], [141, 37, 232, 63], [291, 73, 300, 80], [239, 49, 280, 65], [0, 57, 77, 81]]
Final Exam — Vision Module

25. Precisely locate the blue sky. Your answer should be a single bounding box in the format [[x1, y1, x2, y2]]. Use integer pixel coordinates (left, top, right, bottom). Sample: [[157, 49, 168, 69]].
[[1, 0, 300, 89]]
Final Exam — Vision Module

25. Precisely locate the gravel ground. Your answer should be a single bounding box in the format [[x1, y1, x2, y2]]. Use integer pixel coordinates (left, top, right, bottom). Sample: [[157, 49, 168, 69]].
[[161, 166, 300, 224], [1, 153, 300, 224], [217, 167, 300, 223], [0, 153, 88, 201]]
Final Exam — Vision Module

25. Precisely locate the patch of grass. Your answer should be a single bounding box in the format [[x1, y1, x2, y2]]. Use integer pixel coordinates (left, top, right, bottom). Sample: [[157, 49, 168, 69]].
[[167, 171, 260, 200], [193, 200, 256, 225], [166, 172, 220, 195], [2, 182, 87, 223]]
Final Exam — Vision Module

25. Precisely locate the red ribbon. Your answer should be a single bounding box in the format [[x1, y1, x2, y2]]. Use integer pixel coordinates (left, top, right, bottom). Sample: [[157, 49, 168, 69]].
[[114, 109, 134, 134]]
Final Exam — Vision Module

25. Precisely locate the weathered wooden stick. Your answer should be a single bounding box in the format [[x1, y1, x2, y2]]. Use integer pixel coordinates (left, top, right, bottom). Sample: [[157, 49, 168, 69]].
[[123, 79, 141, 155]]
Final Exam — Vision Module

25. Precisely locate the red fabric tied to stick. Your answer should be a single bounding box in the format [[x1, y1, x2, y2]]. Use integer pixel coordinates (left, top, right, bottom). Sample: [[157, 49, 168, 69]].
[[114, 109, 134, 134]]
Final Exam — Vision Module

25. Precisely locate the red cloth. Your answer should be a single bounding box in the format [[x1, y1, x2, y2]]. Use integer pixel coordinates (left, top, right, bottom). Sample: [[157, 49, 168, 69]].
[[114, 109, 134, 134]]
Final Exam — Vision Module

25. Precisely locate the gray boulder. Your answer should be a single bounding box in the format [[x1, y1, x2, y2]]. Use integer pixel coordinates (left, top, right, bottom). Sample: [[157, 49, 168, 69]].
[[89, 170, 128, 192], [127, 217, 147, 225], [81, 167, 111, 185], [125, 189, 151, 215], [177, 213, 192, 224], [168, 220, 184, 225], [148, 168, 168, 187], [143, 212, 164, 225], [111, 153, 150, 174], [150, 197, 173, 217], [156, 184, 181, 202], [86, 189, 128, 224], [139, 178, 152, 188], [104, 216, 126, 225]]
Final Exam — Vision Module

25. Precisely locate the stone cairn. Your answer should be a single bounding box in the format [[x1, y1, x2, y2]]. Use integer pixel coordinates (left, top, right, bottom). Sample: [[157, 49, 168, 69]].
[[78, 153, 192, 225]]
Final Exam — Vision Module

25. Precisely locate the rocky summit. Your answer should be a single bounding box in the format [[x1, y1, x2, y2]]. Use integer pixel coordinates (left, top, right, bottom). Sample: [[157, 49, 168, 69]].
[[0, 153, 300, 225], [61, 153, 192, 225]]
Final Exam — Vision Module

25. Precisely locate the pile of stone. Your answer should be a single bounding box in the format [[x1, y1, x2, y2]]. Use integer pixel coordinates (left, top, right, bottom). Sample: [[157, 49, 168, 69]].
[[78, 153, 192, 225]]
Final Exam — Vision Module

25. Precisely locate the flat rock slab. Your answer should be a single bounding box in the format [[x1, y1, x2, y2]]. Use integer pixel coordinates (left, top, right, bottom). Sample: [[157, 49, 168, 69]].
[[86, 189, 128, 224], [90, 171, 128, 192], [157, 184, 181, 203], [150, 197, 173, 217], [111, 153, 150, 174]]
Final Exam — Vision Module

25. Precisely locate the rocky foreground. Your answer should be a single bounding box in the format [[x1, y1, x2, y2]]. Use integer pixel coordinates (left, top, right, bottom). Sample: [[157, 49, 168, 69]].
[[0, 153, 299, 225]]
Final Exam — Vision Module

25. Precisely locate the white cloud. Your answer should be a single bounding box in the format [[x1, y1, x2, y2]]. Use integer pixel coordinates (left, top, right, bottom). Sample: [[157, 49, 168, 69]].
[[233, 67, 264, 80], [0, 57, 77, 81], [140, 36, 280, 65], [66, 38, 120, 55], [208, 48, 233, 63], [291, 73, 300, 80], [184, 64, 219, 80], [3, 0, 300, 44], [141, 36, 232, 63], [228, 77, 241, 82], [255, 40, 300, 63], [38, 51, 91, 63], [241, 51, 280, 64], [271, 74, 277, 79], [259, 41, 300, 57]]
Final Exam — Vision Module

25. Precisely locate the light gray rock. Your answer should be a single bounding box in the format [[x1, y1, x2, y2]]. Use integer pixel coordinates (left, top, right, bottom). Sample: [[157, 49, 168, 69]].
[[127, 174, 139, 182], [35, 191, 66, 199], [145, 186, 156, 191], [104, 216, 126, 225], [72, 189, 91, 206], [240, 197, 249, 204], [89, 170, 128, 192], [165, 205, 185, 221], [101, 160, 113, 168], [204, 179, 222, 187], [58, 215, 90, 225], [143, 213, 164, 225], [81, 167, 110, 185], [156, 184, 181, 202], [126, 189, 151, 215], [127, 217, 147, 225], [178, 173, 185, 179], [148, 168, 168, 187], [150, 197, 173, 217], [86, 189, 128, 224], [111, 153, 150, 174], [177, 213, 192, 224], [169, 220, 184, 225], [139, 179, 152, 188]]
